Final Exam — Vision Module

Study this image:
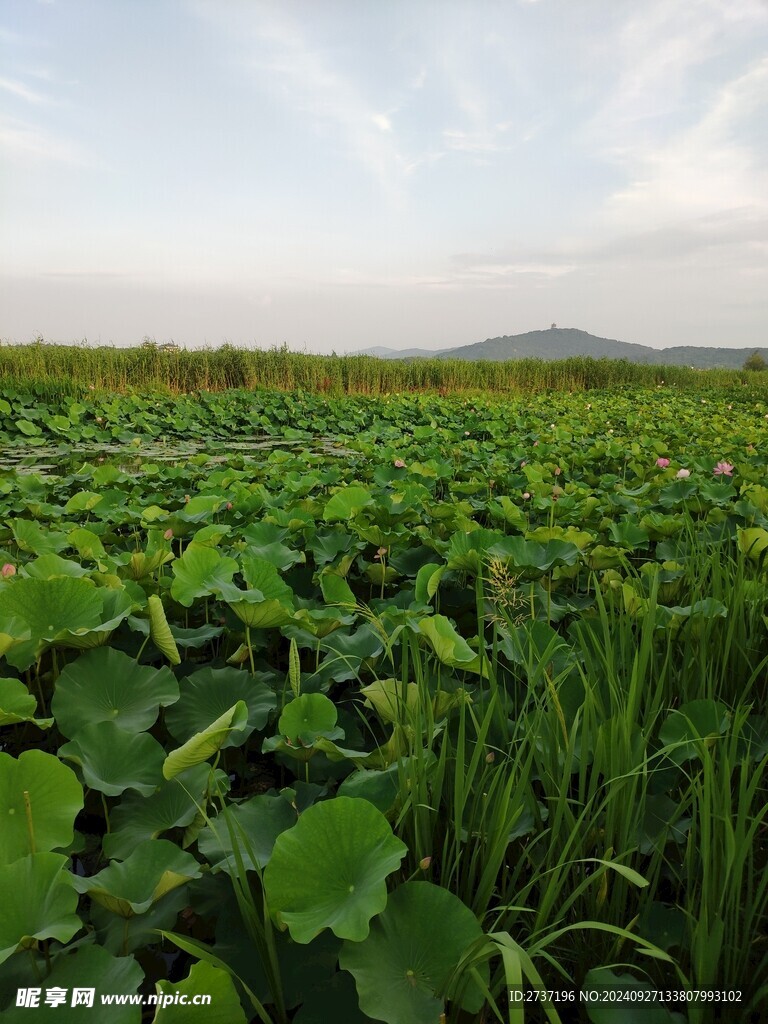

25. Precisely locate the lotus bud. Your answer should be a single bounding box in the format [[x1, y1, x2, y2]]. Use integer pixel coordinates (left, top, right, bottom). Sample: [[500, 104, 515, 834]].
[[419, 856, 432, 870], [485, 751, 495, 763], [226, 502, 233, 510], [1, 563, 16, 577], [163, 528, 174, 540]]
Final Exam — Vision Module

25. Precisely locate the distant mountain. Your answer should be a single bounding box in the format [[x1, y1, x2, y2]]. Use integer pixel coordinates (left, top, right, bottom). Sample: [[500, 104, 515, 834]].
[[361, 345, 446, 359], [358, 328, 767, 369]]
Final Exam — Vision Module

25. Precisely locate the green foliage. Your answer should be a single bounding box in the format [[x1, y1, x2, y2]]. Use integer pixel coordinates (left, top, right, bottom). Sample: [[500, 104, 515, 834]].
[[1, 377, 767, 1021]]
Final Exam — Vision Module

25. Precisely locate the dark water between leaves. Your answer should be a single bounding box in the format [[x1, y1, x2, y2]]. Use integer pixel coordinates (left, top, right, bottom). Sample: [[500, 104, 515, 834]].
[[0, 437, 355, 475]]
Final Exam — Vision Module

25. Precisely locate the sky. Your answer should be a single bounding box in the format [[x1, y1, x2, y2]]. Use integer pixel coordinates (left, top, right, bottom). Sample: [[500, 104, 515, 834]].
[[1, 0, 767, 354]]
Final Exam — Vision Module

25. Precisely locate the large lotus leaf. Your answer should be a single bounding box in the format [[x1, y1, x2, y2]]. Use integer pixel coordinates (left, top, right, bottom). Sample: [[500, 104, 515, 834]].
[[53, 587, 134, 652], [1, 945, 144, 1024], [361, 679, 419, 724], [102, 765, 220, 860], [198, 792, 297, 875], [226, 594, 296, 629], [147, 594, 181, 665], [582, 968, 684, 1024], [307, 526, 355, 566], [0, 677, 52, 728], [263, 796, 407, 944], [52, 648, 179, 738], [293, 605, 356, 639], [91, 888, 190, 957], [59, 721, 166, 796], [8, 519, 68, 555], [0, 853, 81, 965], [68, 526, 108, 562], [0, 750, 83, 864], [659, 700, 730, 764], [337, 762, 403, 814], [174, 494, 227, 523], [323, 486, 374, 523], [163, 701, 249, 779], [738, 526, 768, 565], [170, 544, 239, 607], [637, 795, 692, 855], [222, 558, 296, 628], [446, 529, 505, 574], [0, 576, 102, 639], [64, 490, 104, 513], [278, 693, 341, 745], [417, 615, 485, 674], [293, 623, 385, 685], [22, 553, 91, 579], [320, 570, 357, 608], [152, 960, 247, 1024], [241, 522, 304, 571], [340, 882, 488, 1024], [71, 839, 202, 918], [165, 667, 275, 749], [487, 536, 581, 577]]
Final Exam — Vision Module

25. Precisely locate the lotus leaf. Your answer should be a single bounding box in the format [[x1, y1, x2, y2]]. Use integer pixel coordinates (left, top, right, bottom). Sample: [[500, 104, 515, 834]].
[[323, 486, 374, 522], [102, 764, 219, 860], [339, 881, 488, 1024], [0, 750, 83, 864], [1, 945, 144, 1023], [52, 647, 179, 738], [59, 721, 166, 796], [72, 838, 201, 917], [417, 615, 484, 674], [153, 961, 247, 1023], [165, 667, 275, 749], [659, 699, 730, 764], [170, 544, 239, 607], [0, 677, 52, 728], [147, 594, 181, 664], [163, 701, 249, 779], [0, 853, 81, 965], [198, 792, 297, 875], [582, 968, 684, 1024], [264, 796, 407, 943]]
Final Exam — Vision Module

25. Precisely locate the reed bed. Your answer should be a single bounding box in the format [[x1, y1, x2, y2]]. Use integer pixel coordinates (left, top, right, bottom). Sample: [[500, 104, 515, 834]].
[[1, 340, 763, 396]]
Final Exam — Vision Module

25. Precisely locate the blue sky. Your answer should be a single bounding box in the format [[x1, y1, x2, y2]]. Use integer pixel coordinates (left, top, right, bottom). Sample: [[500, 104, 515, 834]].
[[2, 0, 767, 352]]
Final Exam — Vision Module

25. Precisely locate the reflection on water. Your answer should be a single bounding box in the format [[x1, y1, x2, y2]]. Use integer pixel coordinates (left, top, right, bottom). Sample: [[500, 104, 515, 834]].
[[0, 437, 355, 475]]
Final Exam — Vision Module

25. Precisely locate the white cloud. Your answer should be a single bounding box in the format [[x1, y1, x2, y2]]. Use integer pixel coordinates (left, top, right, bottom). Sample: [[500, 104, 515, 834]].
[[0, 76, 49, 104], [0, 116, 89, 165], [604, 57, 768, 228]]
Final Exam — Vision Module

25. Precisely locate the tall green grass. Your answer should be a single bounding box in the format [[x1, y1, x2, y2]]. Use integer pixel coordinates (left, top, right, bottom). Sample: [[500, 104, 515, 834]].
[[1, 339, 764, 396], [371, 534, 768, 1020]]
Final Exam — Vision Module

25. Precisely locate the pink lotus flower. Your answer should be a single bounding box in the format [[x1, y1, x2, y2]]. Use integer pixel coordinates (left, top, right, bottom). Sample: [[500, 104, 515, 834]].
[[676, 468, 690, 479], [554, 466, 562, 476], [393, 459, 405, 468], [1, 563, 16, 578], [656, 458, 670, 468], [226, 502, 233, 510], [163, 528, 174, 540], [713, 461, 734, 476]]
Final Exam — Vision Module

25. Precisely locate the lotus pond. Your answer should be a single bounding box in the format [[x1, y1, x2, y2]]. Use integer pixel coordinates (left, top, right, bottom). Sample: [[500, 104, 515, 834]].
[[0, 383, 767, 1023]]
